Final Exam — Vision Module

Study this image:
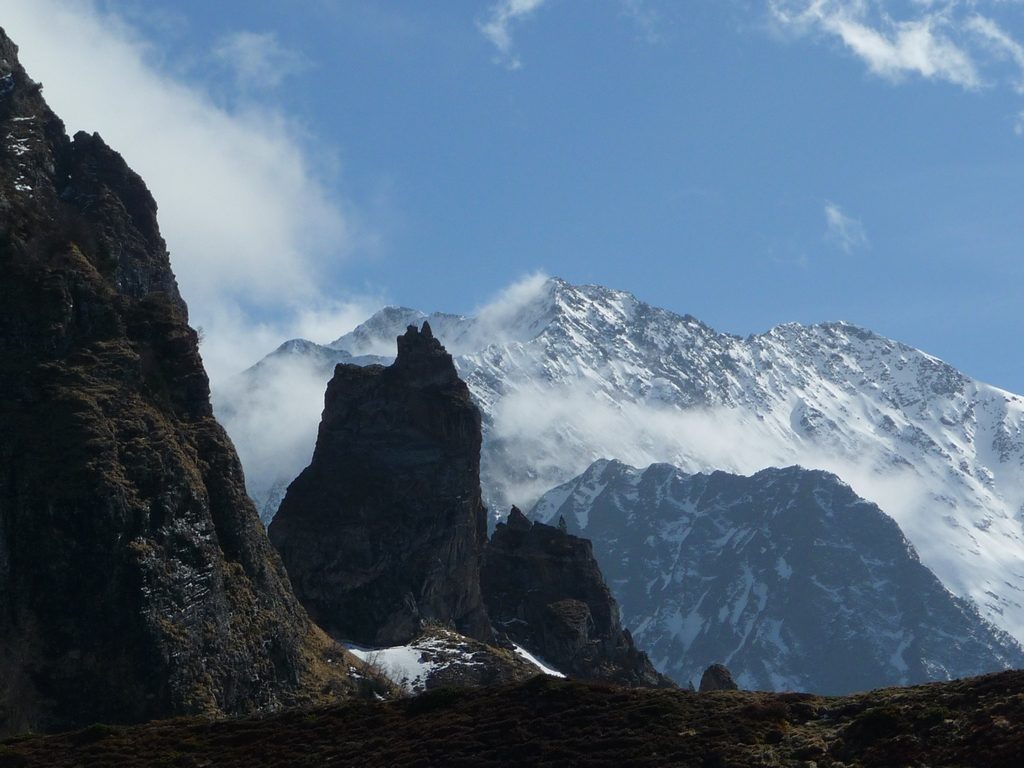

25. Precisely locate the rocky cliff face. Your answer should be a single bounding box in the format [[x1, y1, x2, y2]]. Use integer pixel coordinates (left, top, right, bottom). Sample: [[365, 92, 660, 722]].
[[0, 29, 371, 736], [482, 508, 672, 687], [269, 323, 492, 647]]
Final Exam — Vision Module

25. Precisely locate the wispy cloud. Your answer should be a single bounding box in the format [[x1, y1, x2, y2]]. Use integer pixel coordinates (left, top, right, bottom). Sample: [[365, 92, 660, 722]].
[[768, 2, 1024, 133], [212, 31, 309, 90], [1, 1, 379, 384], [965, 14, 1024, 92], [479, 0, 549, 69], [620, 0, 662, 44], [824, 201, 869, 253], [769, 0, 982, 87]]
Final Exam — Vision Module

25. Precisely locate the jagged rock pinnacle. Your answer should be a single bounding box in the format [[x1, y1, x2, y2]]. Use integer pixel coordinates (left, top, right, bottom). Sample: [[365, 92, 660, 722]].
[[270, 324, 492, 646]]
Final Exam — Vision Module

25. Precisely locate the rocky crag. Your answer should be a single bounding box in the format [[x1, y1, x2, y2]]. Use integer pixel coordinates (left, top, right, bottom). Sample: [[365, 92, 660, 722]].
[[0, 29, 375, 736], [269, 323, 493, 647], [270, 324, 669, 689], [482, 507, 673, 687]]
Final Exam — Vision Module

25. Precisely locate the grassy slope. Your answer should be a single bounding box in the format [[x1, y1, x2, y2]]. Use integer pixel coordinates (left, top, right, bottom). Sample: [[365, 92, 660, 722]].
[[1, 671, 1023, 767]]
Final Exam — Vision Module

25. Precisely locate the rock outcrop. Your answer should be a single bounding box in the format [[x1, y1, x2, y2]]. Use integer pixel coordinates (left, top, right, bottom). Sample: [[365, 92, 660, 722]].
[[351, 625, 541, 694], [699, 664, 738, 693], [269, 323, 492, 647], [481, 508, 673, 687], [0, 29, 374, 736]]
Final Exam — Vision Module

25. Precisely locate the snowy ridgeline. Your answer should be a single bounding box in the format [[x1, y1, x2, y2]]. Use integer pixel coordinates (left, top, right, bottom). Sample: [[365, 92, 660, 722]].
[[531, 460, 1024, 694], [217, 276, 1024, 653]]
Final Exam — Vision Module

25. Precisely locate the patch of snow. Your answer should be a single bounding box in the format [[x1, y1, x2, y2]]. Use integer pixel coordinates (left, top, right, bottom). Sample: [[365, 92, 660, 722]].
[[512, 644, 565, 677]]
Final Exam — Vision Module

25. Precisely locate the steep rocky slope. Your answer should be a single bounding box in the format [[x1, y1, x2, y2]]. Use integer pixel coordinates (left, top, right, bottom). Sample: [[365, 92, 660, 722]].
[[6, 671, 1024, 767], [269, 323, 493, 646], [228, 276, 1024, 648], [482, 507, 672, 687], [0, 29, 373, 736], [531, 460, 1024, 693]]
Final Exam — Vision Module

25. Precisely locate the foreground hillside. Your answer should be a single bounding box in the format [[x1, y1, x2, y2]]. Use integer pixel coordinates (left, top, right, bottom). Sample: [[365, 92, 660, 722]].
[[4, 672, 1023, 767]]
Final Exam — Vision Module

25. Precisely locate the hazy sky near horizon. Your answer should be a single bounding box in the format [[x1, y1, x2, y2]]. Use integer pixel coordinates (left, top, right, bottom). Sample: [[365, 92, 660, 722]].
[[3, 1, 1024, 389]]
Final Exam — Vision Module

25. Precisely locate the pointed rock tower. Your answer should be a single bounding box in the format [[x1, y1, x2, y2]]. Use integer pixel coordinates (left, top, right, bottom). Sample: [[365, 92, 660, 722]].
[[269, 323, 492, 646], [0, 29, 370, 735]]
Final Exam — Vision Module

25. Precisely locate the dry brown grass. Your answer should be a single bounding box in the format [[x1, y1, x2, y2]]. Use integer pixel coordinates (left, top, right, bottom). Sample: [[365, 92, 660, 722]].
[[1, 670, 1023, 767]]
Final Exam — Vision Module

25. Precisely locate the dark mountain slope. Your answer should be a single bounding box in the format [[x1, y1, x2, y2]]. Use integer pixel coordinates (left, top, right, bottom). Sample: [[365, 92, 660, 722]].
[[531, 460, 1024, 693], [0, 28, 373, 735]]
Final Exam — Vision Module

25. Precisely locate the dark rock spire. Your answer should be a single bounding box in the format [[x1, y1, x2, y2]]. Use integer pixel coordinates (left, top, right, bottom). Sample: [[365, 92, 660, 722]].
[[269, 323, 493, 646]]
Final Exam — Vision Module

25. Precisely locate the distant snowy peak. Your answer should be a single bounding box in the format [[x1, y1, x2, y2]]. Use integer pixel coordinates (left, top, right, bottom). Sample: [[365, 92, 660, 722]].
[[222, 275, 1024, 647], [530, 460, 1024, 693], [327, 278, 571, 358]]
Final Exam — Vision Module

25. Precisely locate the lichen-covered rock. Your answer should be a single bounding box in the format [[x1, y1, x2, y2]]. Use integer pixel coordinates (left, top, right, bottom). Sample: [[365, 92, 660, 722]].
[[699, 664, 739, 693], [0, 28, 375, 736], [269, 323, 492, 647], [482, 508, 673, 688]]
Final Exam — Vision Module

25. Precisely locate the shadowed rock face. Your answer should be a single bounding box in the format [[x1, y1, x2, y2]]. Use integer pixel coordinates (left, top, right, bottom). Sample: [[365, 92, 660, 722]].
[[269, 323, 492, 647], [0, 29, 366, 736], [482, 508, 674, 688]]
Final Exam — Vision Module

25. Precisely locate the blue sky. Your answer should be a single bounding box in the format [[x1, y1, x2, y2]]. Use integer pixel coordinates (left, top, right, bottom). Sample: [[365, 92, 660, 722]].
[[4, 1, 1024, 390]]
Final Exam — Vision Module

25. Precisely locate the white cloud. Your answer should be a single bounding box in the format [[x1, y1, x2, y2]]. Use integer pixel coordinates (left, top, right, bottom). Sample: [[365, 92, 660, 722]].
[[1015, 108, 1024, 135], [770, 0, 982, 87], [472, 271, 551, 344], [966, 14, 1024, 91], [212, 31, 309, 90], [824, 201, 869, 253], [479, 0, 549, 69], [1, 1, 376, 385], [487, 383, 934, 525], [620, 0, 662, 44]]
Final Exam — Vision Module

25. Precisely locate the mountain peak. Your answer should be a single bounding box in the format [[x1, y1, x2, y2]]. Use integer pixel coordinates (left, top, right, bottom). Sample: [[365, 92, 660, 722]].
[[391, 321, 461, 387]]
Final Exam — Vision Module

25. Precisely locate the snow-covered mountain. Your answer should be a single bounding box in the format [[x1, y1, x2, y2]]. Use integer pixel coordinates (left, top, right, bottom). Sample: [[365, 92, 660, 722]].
[[530, 460, 1024, 693], [216, 276, 1024, 645]]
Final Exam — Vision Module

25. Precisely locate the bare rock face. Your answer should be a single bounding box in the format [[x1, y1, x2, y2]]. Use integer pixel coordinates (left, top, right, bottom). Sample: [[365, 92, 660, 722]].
[[0, 29, 372, 736], [481, 508, 673, 688], [699, 664, 738, 693], [269, 323, 492, 647]]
